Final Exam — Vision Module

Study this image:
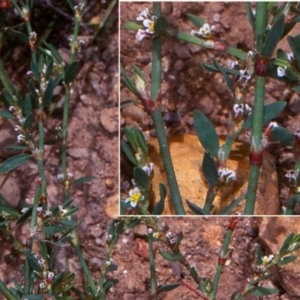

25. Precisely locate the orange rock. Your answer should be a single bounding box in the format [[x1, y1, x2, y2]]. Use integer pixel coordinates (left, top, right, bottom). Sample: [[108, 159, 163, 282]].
[[148, 135, 279, 215]]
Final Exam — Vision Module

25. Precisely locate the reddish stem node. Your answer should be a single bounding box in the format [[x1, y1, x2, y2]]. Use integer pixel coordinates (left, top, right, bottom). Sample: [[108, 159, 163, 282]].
[[249, 150, 263, 166]]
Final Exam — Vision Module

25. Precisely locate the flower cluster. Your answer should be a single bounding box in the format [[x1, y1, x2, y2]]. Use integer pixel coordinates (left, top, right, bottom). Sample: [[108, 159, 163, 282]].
[[218, 167, 236, 185], [136, 8, 157, 41], [191, 23, 214, 39], [232, 103, 252, 121]]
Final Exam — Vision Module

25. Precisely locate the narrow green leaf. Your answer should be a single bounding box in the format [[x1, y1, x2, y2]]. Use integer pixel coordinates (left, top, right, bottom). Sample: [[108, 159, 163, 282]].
[[103, 279, 119, 293], [122, 20, 142, 31], [154, 16, 169, 34], [278, 255, 297, 265], [157, 283, 180, 294], [121, 140, 137, 165], [121, 67, 139, 96], [45, 60, 54, 79], [133, 65, 146, 83], [202, 63, 240, 76], [136, 128, 148, 156], [123, 127, 137, 152], [291, 85, 300, 93], [71, 176, 94, 186], [22, 295, 44, 300], [214, 60, 234, 93], [0, 154, 32, 173], [64, 61, 78, 85], [3, 89, 16, 105], [30, 61, 40, 82], [193, 110, 219, 157], [262, 15, 285, 57], [0, 111, 15, 119], [127, 218, 141, 228], [0, 203, 20, 217], [186, 199, 206, 215], [245, 3, 255, 29], [107, 264, 118, 272], [287, 35, 300, 70], [152, 183, 166, 215], [43, 225, 64, 234], [133, 167, 149, 189], [16, 207, 32, 225], [218, 194, 246, 215], [43, 41, 62, 64], [202, 152, 218, 187], [186, 13, 206, 28], [23, 94, 33, 128], [43, 77, 55, 107], [250, 287, 279, 296], [25, 250, 42, 273], [243, 101, 286, 129], [270, 126, 295, 146], [159, 250, 183, 262]]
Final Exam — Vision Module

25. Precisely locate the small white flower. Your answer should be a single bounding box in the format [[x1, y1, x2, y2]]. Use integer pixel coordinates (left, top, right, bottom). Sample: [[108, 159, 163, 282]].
[[165, 232, 172, 239], [125, 187, 144, 208], [38, 258, 45, 266], [136, 8, 151, 22], [39, 282, 46, 289], [191, 23, 214, 38], [57, 174, 64, 182], [17, 134, 26, 143], [135, 29, 148, 41], [9, 106, 15, 112], [106, 234, 113, 242], [15, 125, 21, 131], [218, 168, 236, 184], [233, 104, 252, 118], [142, 163, 154, 176], [287, 52, 294, 61], [47, 271, 55, 280], [135, 7, 157, 41], [147, 228, 153, 234], [285, 169, 299, 182], [21, 207, 29, 214], [239, 69, 251, 86], [37, 207, 43, 213], [44, 210, 52, 217], [277, 66, 286, 77], [19, 117, 26, 125], [262, 254, 274, 265]]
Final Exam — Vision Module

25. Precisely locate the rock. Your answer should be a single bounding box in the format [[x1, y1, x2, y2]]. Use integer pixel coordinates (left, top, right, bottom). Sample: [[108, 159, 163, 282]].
[[68, 147, 90, 159], [105, 193, 119, 219], [122, 105, 147, 124], [147, 135, 279, 215], [100, 107, 118, 134], [0, 174, 20, 208], [259, 217, 300, 296]]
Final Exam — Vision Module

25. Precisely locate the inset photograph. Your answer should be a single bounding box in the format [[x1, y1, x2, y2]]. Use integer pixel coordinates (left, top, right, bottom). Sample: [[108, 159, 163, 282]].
[[120, 2, 300, 215]]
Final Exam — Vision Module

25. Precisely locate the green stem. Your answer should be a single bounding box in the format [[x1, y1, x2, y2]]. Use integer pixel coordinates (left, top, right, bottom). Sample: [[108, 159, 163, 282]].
[[203, 187, 216, 214], [211, 218, 236, 299], [151, 108, 185, 214], [254, 3, 268, 53], [244, 3, 267, 215], [148, 236, 157, 298], [71, 238, 96, 293], [0, 280, 18, 300], [61, 86, 71, 185], [151, 3, 161, 101], [244, 75, 266, 215]]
